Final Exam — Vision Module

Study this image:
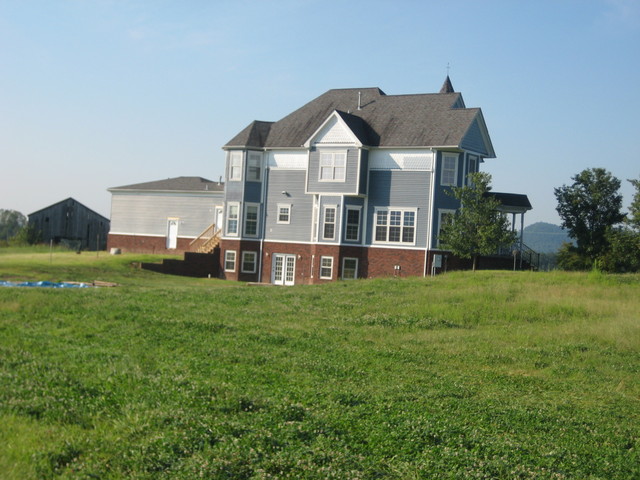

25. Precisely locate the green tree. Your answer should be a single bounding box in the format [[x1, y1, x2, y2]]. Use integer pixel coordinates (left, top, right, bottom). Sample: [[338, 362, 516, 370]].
[[554, 168, 625, 264], [439, 172, 517, 271], [598, 227, 640, 273], [0, 209, 27, 242], [628, 177, 640, 232]]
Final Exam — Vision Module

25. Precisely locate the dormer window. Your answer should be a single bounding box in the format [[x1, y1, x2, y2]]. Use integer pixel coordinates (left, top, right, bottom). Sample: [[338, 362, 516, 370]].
[[319, 152, 346, 182]]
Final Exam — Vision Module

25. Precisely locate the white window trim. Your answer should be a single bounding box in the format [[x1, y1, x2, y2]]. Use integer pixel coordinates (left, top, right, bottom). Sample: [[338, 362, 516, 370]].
[[373, 207, 418, 245], [341, 257, 358, 280], [318, 151, 347, 182], [322, 205, 337, 240], [224, 250, 236, 272], [226, 202, 240, 237], [247, 153, 262, 182], [441, 153, 458, 186], [344, 206, 362, 242], [437, 209, 456, 247], [241, 251, 257, 274], [243, 203, 260, 237], [229, 152, 243, 182], [319, 256, 333, 279], [277, 204, 291, 224]]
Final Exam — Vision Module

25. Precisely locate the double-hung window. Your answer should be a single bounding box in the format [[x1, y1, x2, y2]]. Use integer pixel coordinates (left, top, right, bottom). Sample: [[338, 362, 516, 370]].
[[342, 258, 358, 280], [344, 207, 361, 241], [224, 250, 236, 272], [244, 204, 259, 237], [441, 153, 458, 186], [247, 153, 262, 182], [467, 155, 477, 185], [374, 208, 416, 244], [323, 206, 336, 240], [277, 204, 291, 224], [229, 152, 242, 181], [437, 209, 456, 247], [241, 251, 257, 273], [319, 152, 346, 181], [320, 256, 333, 279], [226, 203, 239, 236]]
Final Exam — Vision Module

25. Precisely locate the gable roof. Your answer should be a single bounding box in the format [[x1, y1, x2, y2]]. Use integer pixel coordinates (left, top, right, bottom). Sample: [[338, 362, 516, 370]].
[[28, 197, 109, 221], [224, 81, 495, 157], [108, 176, 224, 193]]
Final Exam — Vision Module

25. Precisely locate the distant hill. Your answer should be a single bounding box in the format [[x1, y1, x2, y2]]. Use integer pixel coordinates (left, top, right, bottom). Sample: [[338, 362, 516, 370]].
[[523, 222, 572, 253]]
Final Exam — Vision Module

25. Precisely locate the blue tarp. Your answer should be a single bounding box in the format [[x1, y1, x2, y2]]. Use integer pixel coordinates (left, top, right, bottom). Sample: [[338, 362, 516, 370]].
[[0, 281, 90, 288]]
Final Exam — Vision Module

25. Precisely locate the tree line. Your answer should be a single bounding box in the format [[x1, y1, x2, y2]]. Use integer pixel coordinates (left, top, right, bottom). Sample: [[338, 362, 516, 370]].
[[439, 169, 639, 273]]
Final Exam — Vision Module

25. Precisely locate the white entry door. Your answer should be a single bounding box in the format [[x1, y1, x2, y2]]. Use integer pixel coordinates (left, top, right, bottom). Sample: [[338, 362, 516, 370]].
[[215, 207, 223, 232], [166, 218, 179, 249], [272, 254, 296, 285]]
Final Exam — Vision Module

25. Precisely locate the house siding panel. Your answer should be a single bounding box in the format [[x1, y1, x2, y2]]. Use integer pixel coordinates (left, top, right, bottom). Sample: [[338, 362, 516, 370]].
[[461, 119, 488, 156], [366, 170, 431, 248], [307, 148, 359, 194], [110, 193, 221, 237], [264, 170, 313, 242]]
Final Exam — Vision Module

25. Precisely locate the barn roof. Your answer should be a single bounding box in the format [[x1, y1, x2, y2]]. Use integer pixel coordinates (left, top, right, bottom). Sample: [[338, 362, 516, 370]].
[[108, 176, 224, 193]]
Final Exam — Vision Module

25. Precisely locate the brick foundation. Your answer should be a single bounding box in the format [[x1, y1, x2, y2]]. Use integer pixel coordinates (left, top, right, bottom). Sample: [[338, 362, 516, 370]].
[[107, 233, 193, 255]]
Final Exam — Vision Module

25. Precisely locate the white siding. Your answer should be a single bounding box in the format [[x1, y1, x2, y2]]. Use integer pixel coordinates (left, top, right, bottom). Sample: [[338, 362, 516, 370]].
[[312, 116, 357, 145], [110, 192, 223, 237], [369, 150, 435, 171], [267, 150, 308, 170]]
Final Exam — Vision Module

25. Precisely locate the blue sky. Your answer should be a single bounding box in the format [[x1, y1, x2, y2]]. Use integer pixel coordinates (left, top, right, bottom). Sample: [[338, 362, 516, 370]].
[[1, 0, 639, 226]]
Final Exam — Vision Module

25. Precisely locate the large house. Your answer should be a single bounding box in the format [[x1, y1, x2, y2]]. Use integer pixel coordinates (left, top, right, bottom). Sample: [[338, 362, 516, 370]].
[[218, 77, 532, 284]]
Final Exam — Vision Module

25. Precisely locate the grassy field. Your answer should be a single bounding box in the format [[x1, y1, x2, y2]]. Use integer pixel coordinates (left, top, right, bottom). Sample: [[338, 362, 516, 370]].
[[0, 249, 638, 479]]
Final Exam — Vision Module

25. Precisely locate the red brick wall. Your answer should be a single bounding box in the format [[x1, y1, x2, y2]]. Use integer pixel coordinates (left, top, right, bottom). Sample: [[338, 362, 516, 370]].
[[219, 239, 262, 282], [365, 247, 426, 278], [107, 233, 192, 255]]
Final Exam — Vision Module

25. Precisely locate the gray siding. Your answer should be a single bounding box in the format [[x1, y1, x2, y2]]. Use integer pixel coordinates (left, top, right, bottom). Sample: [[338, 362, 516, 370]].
[[110, 193, 222, 237], [432, 152, 463, 247], [366, 171, 431, 248], [318, 195, 342, 243], [29, 198, 110, 250], [264, 170, 313, 242], [307, 148, 360, 194]]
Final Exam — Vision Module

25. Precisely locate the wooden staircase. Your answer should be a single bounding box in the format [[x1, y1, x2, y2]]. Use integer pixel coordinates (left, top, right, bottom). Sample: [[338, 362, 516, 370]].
[[189, 223, 221, 253]]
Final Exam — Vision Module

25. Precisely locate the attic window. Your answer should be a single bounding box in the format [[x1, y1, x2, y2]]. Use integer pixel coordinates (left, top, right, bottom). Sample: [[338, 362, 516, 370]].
[[319, 152, 346, 182]]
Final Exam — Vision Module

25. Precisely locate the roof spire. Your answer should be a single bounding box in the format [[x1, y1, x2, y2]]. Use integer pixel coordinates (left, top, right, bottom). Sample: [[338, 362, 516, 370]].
[[440, 73, 455, 94]]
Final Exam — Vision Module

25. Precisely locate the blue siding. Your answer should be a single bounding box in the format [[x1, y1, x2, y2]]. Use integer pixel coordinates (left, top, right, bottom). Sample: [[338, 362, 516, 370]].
[[307, 148, 360, 194], [432, 152, 462, 246], [366, 171, 431, 248], [461, 119, 488, 156], [264, 170, 313, 242], [243, 182, 262, 203], [359, 150, 369, 195]]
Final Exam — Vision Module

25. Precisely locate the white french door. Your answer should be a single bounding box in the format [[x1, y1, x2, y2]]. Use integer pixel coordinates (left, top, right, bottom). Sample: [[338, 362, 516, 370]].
[[272, 254, 296, 285]]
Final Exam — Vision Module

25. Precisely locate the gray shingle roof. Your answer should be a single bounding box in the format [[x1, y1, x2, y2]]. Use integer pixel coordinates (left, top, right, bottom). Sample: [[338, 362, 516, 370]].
[[108, 176, 224, 193], [224, 82, 494, 156]]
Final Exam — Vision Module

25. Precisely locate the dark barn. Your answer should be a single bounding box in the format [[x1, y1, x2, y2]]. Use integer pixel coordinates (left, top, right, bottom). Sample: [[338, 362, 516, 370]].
[[28, 198, 110, 250]]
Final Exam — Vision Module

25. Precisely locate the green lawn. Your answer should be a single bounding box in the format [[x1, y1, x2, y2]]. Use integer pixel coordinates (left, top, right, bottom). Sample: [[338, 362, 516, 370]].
[[1, 250, 638, 478]]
